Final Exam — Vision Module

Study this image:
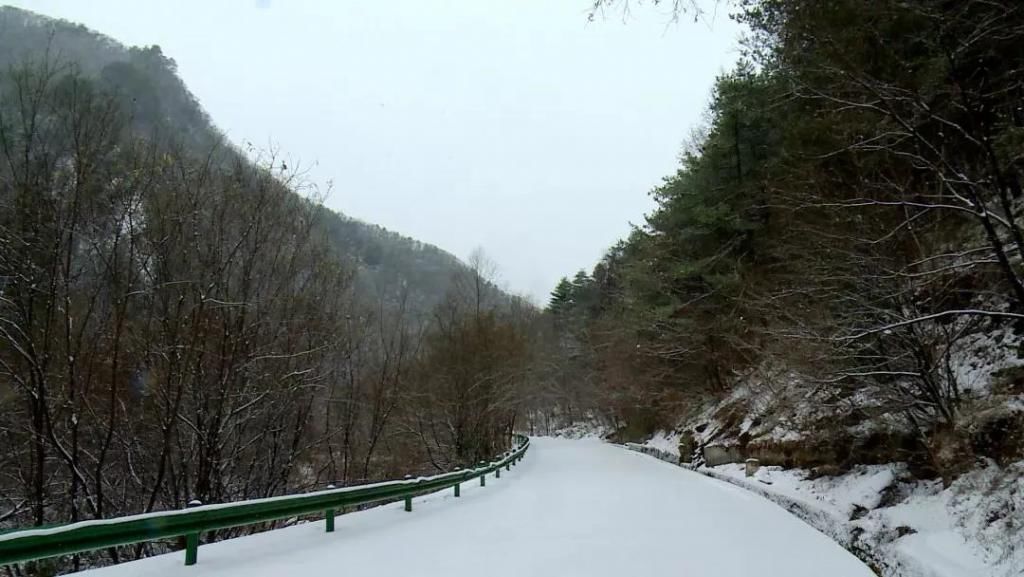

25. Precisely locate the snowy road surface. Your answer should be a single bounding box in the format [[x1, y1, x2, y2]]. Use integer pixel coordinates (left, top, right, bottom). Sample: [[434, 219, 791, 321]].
[[80, 437, 873, 577]]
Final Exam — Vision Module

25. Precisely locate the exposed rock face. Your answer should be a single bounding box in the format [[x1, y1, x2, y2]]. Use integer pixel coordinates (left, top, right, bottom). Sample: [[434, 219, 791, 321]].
[[703, 444, 743, 467]]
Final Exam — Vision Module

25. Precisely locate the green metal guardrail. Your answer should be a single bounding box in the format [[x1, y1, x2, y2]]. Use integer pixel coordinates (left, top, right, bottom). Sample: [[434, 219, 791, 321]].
[[0, 435, 530, 568]]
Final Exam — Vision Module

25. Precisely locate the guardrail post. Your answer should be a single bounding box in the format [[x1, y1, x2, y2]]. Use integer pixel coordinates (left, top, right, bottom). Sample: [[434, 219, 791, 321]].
[[453, 470, 461, 497], [325, 484, 336, 532], [184, 499, 202, 566], [404, 475, 413, 512], [479, 462, 486, 486]]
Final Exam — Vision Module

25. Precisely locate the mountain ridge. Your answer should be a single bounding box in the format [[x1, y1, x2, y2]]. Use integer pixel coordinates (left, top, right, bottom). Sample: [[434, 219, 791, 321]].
[[0, 4, 474, 314]]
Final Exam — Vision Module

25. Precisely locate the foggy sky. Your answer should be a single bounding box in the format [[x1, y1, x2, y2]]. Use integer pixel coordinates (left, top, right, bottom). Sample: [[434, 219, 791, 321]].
[[7, 0, 743, 302]]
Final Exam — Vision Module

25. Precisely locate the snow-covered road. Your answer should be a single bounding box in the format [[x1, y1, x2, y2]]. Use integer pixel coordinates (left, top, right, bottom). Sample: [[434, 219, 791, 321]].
[[80, 437, 873, 577]]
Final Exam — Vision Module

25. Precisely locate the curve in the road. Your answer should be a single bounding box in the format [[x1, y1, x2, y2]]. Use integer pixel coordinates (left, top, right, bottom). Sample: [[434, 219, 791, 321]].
[[79, 437, 875, 577]]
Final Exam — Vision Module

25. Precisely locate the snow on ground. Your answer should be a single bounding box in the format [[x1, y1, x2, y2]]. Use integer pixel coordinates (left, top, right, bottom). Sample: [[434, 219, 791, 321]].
[[547, 420, 610, 439], [703, 461, 1022, 577], [949, 324, 1024, 395], [77, 438, 873, 577], [709, 462, 898, 520], [643, 430, 681, 456]]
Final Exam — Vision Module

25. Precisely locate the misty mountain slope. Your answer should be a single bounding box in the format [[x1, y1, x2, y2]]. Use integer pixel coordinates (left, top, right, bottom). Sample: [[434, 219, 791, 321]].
[[0, 4, 473, 314]]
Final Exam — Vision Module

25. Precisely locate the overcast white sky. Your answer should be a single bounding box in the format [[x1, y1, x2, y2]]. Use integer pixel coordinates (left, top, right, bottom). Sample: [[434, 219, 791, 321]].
[[9, 0, 743, 301]]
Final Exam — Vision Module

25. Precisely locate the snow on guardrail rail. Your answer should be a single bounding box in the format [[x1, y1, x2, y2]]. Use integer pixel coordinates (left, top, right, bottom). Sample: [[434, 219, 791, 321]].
[[0, 435, 530, 569]]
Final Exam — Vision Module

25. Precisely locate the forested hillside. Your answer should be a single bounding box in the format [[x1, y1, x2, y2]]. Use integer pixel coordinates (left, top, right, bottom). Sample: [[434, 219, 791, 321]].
[[4, 1, 1024, 575], [537, 3, 1024, 570], [543, 0, 1024, 484], [0, 7, 534, 574], [0, 6, 470, 317]]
